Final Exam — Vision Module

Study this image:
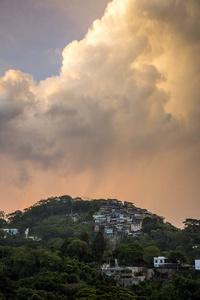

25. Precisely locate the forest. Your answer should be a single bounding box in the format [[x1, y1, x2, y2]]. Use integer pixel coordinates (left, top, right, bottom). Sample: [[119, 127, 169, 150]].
[[1, 195, 200, 299]]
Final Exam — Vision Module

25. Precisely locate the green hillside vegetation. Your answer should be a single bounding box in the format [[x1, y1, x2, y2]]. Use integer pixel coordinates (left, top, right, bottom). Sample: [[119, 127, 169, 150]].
[[0, 195, 101, 245], [1, 196, 200, 299]]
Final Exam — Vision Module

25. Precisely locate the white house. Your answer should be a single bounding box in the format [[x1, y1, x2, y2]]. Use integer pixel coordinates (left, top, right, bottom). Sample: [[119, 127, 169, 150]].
[[154, 256, 167, 267], [104, 227, 114, 235], [195, 259, 200, 270], [3, 228, 19, 235]]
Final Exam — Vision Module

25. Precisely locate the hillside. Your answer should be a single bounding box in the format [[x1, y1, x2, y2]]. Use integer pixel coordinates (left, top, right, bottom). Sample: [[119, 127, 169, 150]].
[[0, 195, 157, 244], [0, 195, 200, 262], [1, 195, 200, 299], [0, 195, 102, 245]]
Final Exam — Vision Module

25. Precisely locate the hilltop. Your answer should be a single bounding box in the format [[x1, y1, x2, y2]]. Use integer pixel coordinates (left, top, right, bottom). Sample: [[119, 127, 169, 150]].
[[0, 195, 157, 244], [0, 194, 200, 263], [0, 195, 100, 244]]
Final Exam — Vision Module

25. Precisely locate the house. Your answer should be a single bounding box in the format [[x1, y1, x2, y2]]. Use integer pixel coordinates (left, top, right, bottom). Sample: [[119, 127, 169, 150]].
[[154, 256, 167, 267], [195, 260, 200, 270], [104, 226, 114, 236], [3, 228, 19, 235], [115, 224, 123, 233], [94, 224, 100, 232], [100, 262, 145, 285], [131, 223, 141, 232], [124, 201, 134, 208], [72, 197, 82, 202], [93, 199, 156, 237]]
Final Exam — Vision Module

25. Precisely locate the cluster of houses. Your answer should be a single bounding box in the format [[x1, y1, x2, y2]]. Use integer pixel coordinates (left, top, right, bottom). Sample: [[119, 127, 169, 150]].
[[100, 257, 200, 286], [93, 199, 156, 237], [2, 228, 41, 241], [100, 259, 146, 286], [154, 256, 200, 270]]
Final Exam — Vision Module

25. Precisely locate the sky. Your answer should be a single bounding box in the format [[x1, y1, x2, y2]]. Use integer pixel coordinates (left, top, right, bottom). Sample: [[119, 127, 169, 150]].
[[0, 0, 200, 228]]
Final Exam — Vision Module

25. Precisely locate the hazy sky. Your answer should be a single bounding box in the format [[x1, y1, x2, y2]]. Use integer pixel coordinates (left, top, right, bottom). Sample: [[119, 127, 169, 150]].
[[0, 0, 200, 227]]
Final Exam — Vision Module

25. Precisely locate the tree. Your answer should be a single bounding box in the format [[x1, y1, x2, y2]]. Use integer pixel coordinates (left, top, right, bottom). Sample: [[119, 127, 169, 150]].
[[92, 231, 107, 262], [0, 274, 17, 300], [75, 286, 136, 299], [183, 219, 200, 230], [66, 238, 92, 261], [183, 219, 200, 245], [0, 219, 7, 228], [80, 230, 89, 244], [143, 246, 161, 266], [167, 250, 188, 265], [0, 211, 6, 220], [142, 216, 164, 235], [116, 243, 144, 265], [6, 210, 23, 227]]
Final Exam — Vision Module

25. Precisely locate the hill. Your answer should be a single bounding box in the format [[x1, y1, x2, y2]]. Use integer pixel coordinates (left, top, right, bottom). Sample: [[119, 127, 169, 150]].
[[1, 195, 200, 299], [0, 195, 102, 245], [0, 195, 200, 262]]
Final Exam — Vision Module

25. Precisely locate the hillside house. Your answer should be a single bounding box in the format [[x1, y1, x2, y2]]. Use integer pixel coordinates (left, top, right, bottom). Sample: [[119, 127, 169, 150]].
[[154, 257, 167, 267], [3, 228, 19, 235], [195, 260, 200, 270], [101, 263, 145, 285]]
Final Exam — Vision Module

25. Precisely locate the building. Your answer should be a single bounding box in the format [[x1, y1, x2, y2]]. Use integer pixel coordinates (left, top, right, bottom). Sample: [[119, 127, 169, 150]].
[[195, 260, 200, 270], [3, 228, 19, 235], [104, 226, 114, 236], [100, 262, 145, 285], [93, 199, 156, 237], [154, 256, 177, 269], [131, 223, 141, 232], [94, 224, 100, 232], [154, 257, 167, 267]]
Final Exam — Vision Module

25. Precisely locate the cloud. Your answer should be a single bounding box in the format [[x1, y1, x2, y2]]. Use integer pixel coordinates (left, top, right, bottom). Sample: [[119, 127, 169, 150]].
[[0, 0, 110, 81], [0, 0, 200, 227]]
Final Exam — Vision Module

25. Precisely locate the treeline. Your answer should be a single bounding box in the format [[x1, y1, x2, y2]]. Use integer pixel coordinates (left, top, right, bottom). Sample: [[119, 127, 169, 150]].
[[0, 231, 142, 299], [1, 232, 200, 299], [130, 272, 200, 299], [0, 236, 116, 299]]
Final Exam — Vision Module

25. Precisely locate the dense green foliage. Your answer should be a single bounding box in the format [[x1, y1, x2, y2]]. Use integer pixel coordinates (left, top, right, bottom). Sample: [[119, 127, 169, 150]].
[[75, 286, 137, 299], [130, 273, 200, 300], [0, 241, 116, 299], [0, 196, 101, 245], [1, 196, 200, 298], [115, 243, 144, 266], [133, 216, 200, 264]]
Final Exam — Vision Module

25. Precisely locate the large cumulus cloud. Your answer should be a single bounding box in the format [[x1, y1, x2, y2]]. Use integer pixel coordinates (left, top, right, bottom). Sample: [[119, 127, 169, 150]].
[[0, 0, 200, 226]]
